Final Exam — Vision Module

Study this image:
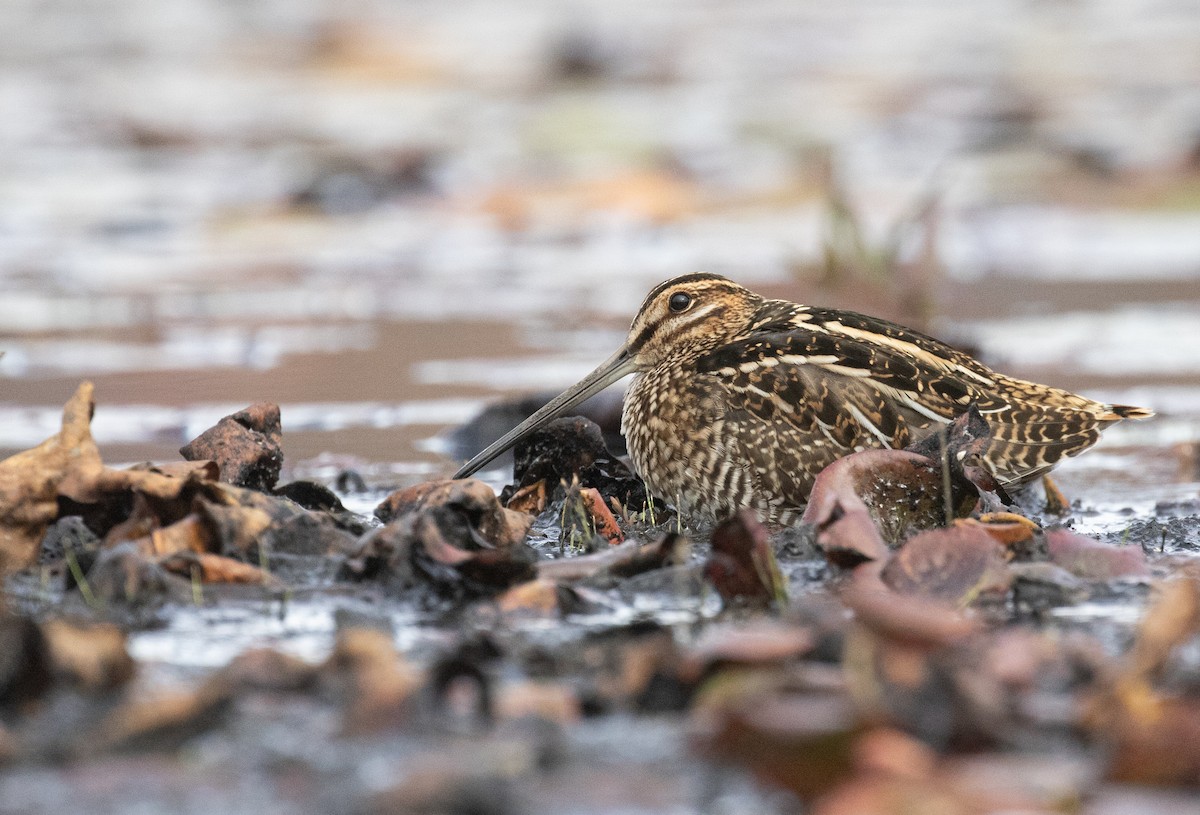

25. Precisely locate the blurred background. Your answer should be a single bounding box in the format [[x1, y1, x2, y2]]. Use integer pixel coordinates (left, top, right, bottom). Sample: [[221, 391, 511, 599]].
[[1, 0, 1198, 491]]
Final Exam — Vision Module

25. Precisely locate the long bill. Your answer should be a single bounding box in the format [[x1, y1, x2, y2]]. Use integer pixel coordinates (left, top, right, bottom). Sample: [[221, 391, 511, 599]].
[[452, 345, 639, 479]]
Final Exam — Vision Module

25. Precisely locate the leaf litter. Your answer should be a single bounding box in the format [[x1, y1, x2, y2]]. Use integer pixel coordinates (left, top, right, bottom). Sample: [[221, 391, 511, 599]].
[[0, 384, 1198, 813]]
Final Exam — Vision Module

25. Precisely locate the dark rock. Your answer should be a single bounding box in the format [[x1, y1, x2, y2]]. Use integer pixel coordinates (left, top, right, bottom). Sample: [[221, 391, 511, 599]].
[[84, 542, 187, 612], [0, 612, 51, 712], [39, 515, 101, 566], [449, 389, 626, 466], [180, 403, 283, 492], [346, 483, 538, 602], [260, 512, 359, 558], [501, 416, 648, 511], [273, 480, 345, 512]]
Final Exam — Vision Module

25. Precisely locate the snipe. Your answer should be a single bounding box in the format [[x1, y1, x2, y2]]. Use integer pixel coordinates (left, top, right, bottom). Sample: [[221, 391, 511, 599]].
[[454, 273, 1152, 523]]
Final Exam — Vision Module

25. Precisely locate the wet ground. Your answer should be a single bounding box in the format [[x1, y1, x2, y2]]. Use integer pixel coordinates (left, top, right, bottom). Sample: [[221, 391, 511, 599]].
[[2, 0, 1200, 812]]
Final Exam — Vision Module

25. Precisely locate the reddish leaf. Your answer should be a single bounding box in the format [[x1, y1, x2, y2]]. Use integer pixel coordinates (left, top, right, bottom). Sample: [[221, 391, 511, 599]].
[[1046, 527, 1148, 579], [705, 510, 787, 606], [881, 524, 1011, 606]]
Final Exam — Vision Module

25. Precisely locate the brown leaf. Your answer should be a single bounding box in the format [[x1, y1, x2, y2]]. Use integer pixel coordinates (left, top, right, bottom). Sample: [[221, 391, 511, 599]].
[[321, 627, 422, 735], [842, 586, 979, 650], [0, 382, 100, 574], [535, 532, 687, 582], [160, 551, 275, 584], [804, 488, 889, 568], [504, 479, 546, 515], [85, 678, 232, 754], [802, 449, 951, 548], [881, 524, 1011, 606], [494, 679, 581, 724], [41, 620, 135, 692], [376, 479, 532, 548], [344, 507, 537, 598], [705, 509, 788, 606], [194, 501, 275, 555], [216, 647, 317, 692], [495, 579, 564, 616], [681, 622, 816, 683], [1104, 696, 1200, 786], [145, 514, 213, 557], [973, 512, 1040, 550], [1045, 527, 1148, 579], [695, 677, 859, 800]]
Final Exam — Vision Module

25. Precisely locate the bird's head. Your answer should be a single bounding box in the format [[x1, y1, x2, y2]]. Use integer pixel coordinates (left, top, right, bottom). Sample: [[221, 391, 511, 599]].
[[453, 272, 760, 478], [622, 273, 763, 368]]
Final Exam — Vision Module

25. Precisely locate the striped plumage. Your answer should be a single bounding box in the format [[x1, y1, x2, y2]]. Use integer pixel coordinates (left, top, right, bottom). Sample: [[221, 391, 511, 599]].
[[455, 273, 1152, 524]]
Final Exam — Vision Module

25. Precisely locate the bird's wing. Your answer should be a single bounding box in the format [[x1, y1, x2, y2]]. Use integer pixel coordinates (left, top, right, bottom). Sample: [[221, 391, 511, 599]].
[[702, 308, 1136, 487], [693, 332, 916, 514]]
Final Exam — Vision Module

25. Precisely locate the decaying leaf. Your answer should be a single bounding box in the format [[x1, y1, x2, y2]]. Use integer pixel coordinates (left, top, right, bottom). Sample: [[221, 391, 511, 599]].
[[535, 532, 687, 583], [694, 674, 859, 800], [321, 626, 423, 735], [1045, 527, 1148, 580], [705, 510, 788, 606], [1086, 578, 1200, 785], [881, 524, 1011, 606], [160, 551, 277, 585], [0, 382, 102, 574], [83, 678, 233, 755], [579, 486, 623, 545], [41, 620, 135, 691], [376, 479, 533, 549]]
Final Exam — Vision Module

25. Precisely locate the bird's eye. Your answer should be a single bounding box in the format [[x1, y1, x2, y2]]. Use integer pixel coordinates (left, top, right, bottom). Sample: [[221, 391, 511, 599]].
[[668, 292, 693, 313]]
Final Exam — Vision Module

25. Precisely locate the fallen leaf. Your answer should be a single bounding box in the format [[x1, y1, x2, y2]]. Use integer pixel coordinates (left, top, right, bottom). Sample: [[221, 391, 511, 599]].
[[376, 479, 532, 549], [41, 620, 135, 691], [705, 510, 788, 606], [535, 533, 687, 582], [504, 480, 546, 515], [0, 382, 100, 574], [802, 450, 952, 548], [495, 579, 564, 616], [694, 676, 859, 800], [681, 622, 816, 683], [841, 586, 978, 650], [160, 551, 275, 584], [84, 677, 232, 754], [881, 524, 1011, 606], [1045, 527, 1148, 579], [494, 679, 580, 724], [972, 513, 1040, 551], [321, 626, 423, 736]]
